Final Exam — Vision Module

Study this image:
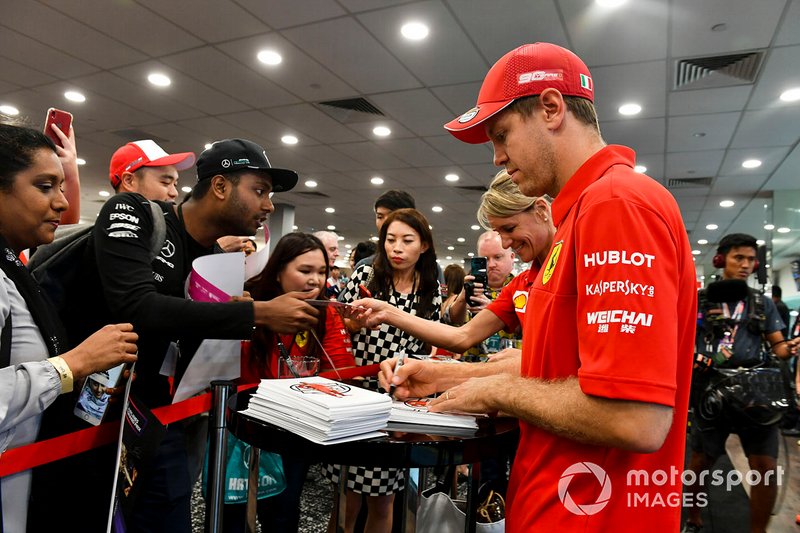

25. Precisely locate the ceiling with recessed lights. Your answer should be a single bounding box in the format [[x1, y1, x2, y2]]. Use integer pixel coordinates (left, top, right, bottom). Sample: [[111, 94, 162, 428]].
[[1, 0, 799, 283]]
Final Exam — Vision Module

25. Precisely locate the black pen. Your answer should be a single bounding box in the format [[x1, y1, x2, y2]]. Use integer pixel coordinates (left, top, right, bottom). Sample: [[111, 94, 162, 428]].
[[388, 352, 406, 398], [277, 340, 300, 378]]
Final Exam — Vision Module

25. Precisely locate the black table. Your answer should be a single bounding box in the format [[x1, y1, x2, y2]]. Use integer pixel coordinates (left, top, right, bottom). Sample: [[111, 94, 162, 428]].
[[227, 389, 519, 532]]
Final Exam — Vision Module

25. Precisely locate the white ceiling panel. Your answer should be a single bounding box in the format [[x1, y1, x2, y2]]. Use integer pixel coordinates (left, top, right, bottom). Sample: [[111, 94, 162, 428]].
[[731, 106, 800, 148], [775, 0, 800, 46], [667, 112, 740, 152], [1, 1, 146, 69], [265, 104, 364, 144], [764, 144, 800, 190], [282, 17, 420, 93], [236, 0, 347, 29], [215, 34, 357, 103], [560, 0, 669, 65], [747, 44, 800, 110], [137, 0, 271, 42], [0, 28, 99, 79], [333, 141, 410, 170], [666, 150, 726, 179], [430, 82, 482, 117], [40, 0, 202, 56], [379, 138, 452, 167], [0, 56, 57, 88], [718, 146, 792, 176], [294, 145, 367, 173], [426, 134, 494, 165], [668, 85, 753, 116], [369, 89, 458, 137], [592, 61, 667, 120], [357, 1, 485, 86], [160, 47, 300, 109], [215, 110, 293, 147], [711, 174, 770, 194], [600, 118, 666, 155]]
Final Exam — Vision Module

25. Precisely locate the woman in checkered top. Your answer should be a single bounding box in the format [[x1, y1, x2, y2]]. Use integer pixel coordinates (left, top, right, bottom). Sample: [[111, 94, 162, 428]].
[[325, 208, 441, 533]]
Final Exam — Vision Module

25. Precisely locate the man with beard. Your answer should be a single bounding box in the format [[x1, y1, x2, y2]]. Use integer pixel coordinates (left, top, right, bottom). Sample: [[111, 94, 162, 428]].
[[30, 139, 319, 533]]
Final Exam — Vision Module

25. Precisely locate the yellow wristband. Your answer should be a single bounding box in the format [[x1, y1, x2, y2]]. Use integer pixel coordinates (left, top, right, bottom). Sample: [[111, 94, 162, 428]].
[[47, 356, 74, 394]]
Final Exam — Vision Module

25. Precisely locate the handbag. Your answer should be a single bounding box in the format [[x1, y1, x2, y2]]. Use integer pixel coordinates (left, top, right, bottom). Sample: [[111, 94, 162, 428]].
[[202, 431, 286, 504], [417, 468, 505, 533]]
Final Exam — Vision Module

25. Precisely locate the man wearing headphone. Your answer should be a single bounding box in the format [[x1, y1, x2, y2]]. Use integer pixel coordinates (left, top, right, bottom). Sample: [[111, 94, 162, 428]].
[[683, 233, 798, 533]]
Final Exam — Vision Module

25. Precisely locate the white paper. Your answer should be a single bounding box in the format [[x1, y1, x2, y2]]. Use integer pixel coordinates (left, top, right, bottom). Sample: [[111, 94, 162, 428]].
[[245, 246, 269, 281]]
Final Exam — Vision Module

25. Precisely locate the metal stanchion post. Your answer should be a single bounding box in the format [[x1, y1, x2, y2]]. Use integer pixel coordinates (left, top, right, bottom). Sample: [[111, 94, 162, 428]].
[[205, 380, 235, 533]]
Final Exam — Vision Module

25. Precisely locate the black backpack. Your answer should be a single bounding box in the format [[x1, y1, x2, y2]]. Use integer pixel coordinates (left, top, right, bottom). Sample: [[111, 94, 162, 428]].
[[28, 199, 167, 313]]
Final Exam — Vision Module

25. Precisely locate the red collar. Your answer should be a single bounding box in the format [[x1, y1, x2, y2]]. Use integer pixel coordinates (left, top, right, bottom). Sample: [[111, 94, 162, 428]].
[[551, 145, 636, 227]]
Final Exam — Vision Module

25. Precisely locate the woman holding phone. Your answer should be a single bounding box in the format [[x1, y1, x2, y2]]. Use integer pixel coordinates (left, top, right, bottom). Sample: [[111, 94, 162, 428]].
[[0, 123, 138, 532], [351, 170, 555, 363], [325, 208, 441, 533], [224, 232, 355, 533]]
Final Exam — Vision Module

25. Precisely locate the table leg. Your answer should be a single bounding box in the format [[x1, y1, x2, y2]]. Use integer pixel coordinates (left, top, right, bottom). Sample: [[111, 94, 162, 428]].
[[246, 446, 259, 533], [464, 462, 480, 533], [402, 467, 420, 533], [336, 465, 348, 533]]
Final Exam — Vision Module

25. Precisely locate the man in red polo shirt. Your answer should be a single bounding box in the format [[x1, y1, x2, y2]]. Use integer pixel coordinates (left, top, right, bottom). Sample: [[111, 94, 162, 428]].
[[378, 43, 696, 532]]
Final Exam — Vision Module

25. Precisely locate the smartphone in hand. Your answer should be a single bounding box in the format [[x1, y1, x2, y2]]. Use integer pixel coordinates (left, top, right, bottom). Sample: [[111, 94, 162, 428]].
[[43, 108, 73, 147], [74, 363, 125, 426], [466, 256, 489, 306]]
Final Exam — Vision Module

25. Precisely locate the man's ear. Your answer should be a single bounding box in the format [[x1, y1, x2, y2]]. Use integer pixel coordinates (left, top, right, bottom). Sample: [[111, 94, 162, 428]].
[[538, 88, 567, 130], [119, 171, 136, 192], [211, 175, 228, 200]]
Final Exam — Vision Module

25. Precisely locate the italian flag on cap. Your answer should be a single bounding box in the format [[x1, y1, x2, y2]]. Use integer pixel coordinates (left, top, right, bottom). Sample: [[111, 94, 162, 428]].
[[580, 74, 593, 91]]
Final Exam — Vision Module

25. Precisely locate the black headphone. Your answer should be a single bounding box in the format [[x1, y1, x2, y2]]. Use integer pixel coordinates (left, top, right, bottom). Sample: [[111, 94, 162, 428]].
[[712, 253, 759, 270], [698, 386, 726, 421]]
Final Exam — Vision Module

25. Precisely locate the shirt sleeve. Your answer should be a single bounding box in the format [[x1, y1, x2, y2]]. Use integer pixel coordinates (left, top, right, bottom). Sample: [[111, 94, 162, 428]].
[[574, 197, 680, 407], [339, 265, 368, 305], [93, 193, 254, 339], [763, 297, 785, 335], [486, 271, 526, 332], [0, 282, 60, 452]]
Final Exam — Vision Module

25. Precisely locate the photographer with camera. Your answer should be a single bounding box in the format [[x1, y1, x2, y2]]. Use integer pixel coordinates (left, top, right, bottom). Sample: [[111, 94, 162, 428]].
[[683, 233, 799, 533]]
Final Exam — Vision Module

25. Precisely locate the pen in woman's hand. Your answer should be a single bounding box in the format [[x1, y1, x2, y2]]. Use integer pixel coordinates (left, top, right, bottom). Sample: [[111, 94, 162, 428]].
[[388, 352, 406, 398], [358, 284, 372, 298]]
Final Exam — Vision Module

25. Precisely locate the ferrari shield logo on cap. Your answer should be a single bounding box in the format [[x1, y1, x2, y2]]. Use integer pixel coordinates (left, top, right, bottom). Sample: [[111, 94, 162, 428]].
[[458, 106, 480, 123], [542, 241, 563, 285]]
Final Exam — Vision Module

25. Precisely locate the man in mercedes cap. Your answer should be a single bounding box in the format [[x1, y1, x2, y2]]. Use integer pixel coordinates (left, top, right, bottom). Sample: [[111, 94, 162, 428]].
[[30, 138, 320, 533], [108, 139, 196, 202], [377, 43, 696, 532]]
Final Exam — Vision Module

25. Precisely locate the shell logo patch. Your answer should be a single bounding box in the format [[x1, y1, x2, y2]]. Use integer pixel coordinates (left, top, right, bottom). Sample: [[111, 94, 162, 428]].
[[513, 291, 528, 312], [295, 330, 309, 348], [542, 241, 563, 285]]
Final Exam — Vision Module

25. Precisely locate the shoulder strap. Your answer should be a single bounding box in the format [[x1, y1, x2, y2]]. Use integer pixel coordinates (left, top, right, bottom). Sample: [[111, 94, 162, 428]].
[[1, 311, 11, 369], [147, 201, 167, 259]]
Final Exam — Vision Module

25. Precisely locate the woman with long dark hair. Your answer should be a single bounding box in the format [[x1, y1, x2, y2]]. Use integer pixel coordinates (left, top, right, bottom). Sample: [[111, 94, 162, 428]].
[[325, 208, 441, 533], [0, 123, 138, 532], [225, 232, 355, 532]]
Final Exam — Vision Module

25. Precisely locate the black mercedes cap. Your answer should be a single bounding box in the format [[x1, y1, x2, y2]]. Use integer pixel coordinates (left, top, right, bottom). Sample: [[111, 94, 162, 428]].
[[196, 138, 298, 192]]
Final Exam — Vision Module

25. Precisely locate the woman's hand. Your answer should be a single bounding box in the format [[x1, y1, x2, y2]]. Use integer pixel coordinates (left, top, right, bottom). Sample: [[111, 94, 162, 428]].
[[51, 124, 81, 224], [348, 297, 393, 328], [60, 323, 138, 381]]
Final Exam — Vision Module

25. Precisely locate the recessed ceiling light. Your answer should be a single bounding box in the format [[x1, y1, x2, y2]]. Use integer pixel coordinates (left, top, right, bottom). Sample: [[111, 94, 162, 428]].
[[327, 225, 336, 230], [467, 252, 475, 257], [780, 88, 800, 102], [345, 244, 352, 249], [337, 236, 345, 241], [777, 227, 791, 233], [305, 180, 318, 188], [400, 21, 429, 41], [281, 135, 298, 145], [76, 158, 86, 166], [257, 50, 282, 66], [446, 256, 452, 260], [692, 132, 706, 138], [756, 239, 765, 245], [325, 207, 335, 213], [692, 249, 701, 255], [471, 225, 480, 231], [596, 0, 627, 6], [98, 190, 110, 197], [764, 224, 775, 230], [634, 165, 647, 173], [0, 104, 19, 116], [429, 225, 433, 230], [373, 126, 391, 137], [457, 237, 465, 243], [370, 176, 384, 185], [370, 236, 379, 242], [181, 186, 192, 193], [445, 173, 460, 182], [431, 205, 443, 213], [447, 246, 454, 250], [742, 159, 762, 169], [204, 143, 213, 150], [292, 225, 298, 230], [618, 103, 642, 116], [706, 224, 718, 230], [64, 90, 85, 103], [697, 239, 708, 245], [719, 200, 735, 208], [147, 73, 171, 87]]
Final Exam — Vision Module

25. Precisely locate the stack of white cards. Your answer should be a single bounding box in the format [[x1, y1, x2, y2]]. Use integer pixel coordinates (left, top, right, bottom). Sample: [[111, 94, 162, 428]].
[[390, 398, 478, 429], [242, 376, 392, 445]]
